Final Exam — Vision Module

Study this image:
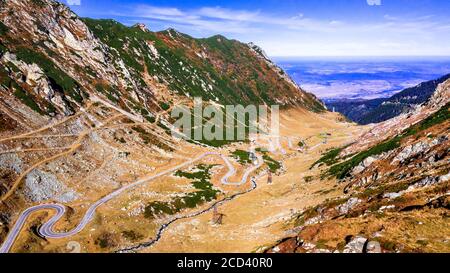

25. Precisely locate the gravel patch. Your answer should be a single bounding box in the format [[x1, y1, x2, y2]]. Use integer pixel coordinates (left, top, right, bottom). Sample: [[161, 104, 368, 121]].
[[0, 154, 23, 173], [24, 169, 79, 203]]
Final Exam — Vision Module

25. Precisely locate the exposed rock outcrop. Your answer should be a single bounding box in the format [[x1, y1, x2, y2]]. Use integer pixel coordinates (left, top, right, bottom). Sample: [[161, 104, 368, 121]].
[[343, 236, 367, 253], [24, 169, 79, 203]]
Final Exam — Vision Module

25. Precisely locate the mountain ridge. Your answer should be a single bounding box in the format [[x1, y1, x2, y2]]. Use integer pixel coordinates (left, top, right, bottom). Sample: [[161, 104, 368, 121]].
[[327, 73, 450, 124], [0, 0, 325, 124]]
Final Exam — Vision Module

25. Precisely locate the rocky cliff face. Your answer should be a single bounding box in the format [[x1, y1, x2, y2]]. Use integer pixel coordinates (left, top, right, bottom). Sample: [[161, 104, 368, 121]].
[[0, 0, 324, 123], [0, 0, 134, 116], [268, 80, 449, 253]]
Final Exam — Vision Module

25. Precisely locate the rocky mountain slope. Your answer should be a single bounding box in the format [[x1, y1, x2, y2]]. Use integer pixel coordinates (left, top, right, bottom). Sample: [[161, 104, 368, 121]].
[[327, 74, 450, 124], [267, 80, 450, 253], [0, 0, 328, 253], [0, 0, 448, 254], [0, 0, 324, 124]]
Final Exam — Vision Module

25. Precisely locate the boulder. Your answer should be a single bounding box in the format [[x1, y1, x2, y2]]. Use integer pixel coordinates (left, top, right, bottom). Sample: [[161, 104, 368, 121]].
[[439, 173, 450, 182], [379, 205, 396, 212], [408, 176, 440, 191], [352, 156, 379, 175], [383, 192, 403, 199], [24, 169, 79, 203], [343, 236, 367, 253], [338, 198, 361, 215], [366, 241, 382, 253], [302, 242, 316, 250], [431, 135, 448, 146], [0, 153, 23, 173], [393, 141, 430, 164], [270, 237, 298, 253]]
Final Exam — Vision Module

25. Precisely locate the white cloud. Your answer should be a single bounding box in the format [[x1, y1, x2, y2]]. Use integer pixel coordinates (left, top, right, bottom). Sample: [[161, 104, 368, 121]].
[[367, 0, 382, 6], [66, 0, 81, 6], [299, 79, 425, 100], [125, 5, 348, 35], [197, 7, 260, 22], [136, 6, 185, 17]]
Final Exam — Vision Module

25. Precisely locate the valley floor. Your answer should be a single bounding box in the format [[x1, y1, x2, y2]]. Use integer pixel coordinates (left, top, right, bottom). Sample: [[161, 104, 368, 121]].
[[0, 98, 365, 253], [145, 110, 364, 253]]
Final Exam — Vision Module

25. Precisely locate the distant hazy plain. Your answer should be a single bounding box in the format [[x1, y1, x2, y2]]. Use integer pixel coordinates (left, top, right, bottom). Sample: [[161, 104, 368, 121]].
[[275, 57, 450, 101]]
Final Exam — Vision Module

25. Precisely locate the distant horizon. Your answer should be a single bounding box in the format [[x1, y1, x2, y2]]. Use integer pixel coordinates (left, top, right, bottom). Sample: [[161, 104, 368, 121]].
[[277, 57, 450, 100], [272, 56, 450, 60]]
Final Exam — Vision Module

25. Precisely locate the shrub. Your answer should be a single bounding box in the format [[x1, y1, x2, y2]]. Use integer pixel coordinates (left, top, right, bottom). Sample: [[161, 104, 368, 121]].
[[0, 43, 7, 55], [159, 101, 170, 111], [12, 83, 43, 114], [263, 154, 282, 173], [232, 150, 252, 164], [304, 176, 314, 183], [31, 0, 46, 7], [311, 147, 344, 169], [132, 126, 173, 151], [144, 164, 219, 219], [328, 137, 401, 179], [0, 21, 9, 35], [121, 230, 143, 242]]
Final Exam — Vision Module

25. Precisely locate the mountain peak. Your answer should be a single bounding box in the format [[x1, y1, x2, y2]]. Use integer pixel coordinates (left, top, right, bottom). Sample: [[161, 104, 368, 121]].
[[132, 23, 149, 32], [248, 42, 270, 61]]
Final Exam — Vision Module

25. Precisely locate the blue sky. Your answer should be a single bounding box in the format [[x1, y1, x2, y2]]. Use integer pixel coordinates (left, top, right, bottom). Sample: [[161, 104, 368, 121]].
[[63, 0, 450, 57]]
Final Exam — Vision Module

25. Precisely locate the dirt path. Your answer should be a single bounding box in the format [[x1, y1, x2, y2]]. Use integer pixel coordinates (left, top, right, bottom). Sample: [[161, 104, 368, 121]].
[[0, 113, 123, 203], [0, 104, 92, 143], [0, 150, 266, 253]]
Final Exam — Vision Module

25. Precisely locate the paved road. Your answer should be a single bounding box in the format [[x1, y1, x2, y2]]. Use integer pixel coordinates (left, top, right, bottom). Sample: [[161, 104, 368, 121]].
[[118, 138, 306, 252], [220, 153, 263, 186], [0, 134, 323, 253], [0, 151, 263, 253], [0, 90, 335, 253], [116, 171, 268, 253]]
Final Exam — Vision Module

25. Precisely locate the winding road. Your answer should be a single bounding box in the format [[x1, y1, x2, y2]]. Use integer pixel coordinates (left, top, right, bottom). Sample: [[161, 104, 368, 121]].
[[0, 151, 265, 253], [116, 171, 268, 253], [0, 89, 342, 253], [0, 128, 329, 253]]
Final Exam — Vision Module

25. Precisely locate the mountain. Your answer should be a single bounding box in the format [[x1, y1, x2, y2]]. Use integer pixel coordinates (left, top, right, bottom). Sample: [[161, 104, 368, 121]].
[[0, 0, 448, 254], [326, 98, 385, 123], [0, 0, 324, 123], [0, 0, 327, 252], [327, 74, 450, 124], [267, 81, 450, 253]]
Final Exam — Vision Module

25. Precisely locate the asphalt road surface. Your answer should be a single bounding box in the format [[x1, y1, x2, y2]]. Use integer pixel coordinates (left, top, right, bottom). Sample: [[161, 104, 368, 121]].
[[0, 150, 266, 253]]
